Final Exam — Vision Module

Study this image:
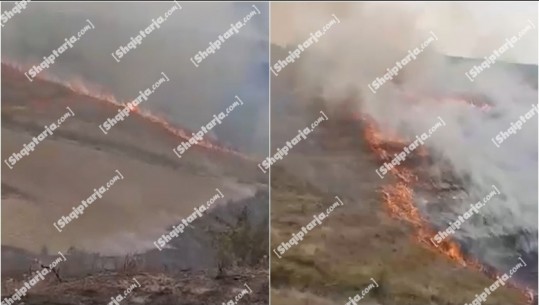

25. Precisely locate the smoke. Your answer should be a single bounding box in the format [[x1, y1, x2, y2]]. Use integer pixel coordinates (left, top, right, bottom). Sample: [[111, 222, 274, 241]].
[[1, 2, 269, 155], [271, 2, 537, 274]]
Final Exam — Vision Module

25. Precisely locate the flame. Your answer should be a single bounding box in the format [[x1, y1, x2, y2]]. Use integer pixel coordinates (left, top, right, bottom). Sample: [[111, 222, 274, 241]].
[[361, 116, 479, 267], [1, 59, 250, 160], [397, 87, 493, 110], [353, 90, 491, 267], [359, 112, 532, 303]]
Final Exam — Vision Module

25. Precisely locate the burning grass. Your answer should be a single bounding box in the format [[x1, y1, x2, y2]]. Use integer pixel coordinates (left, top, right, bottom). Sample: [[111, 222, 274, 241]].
[[360, 115, 534, 304], [1, 60, 249, 161], [270, 109, 527, 305], [362, 119, 479, 267]]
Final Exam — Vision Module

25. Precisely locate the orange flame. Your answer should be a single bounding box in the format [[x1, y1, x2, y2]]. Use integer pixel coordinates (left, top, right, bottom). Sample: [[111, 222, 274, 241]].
[[361, 116, 479, 267], [359, 113, 531, 303], [1, 59, 250, 161]]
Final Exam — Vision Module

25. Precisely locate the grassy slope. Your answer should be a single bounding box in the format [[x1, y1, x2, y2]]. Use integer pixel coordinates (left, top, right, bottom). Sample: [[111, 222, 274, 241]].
[[270, 121, 526, 305]]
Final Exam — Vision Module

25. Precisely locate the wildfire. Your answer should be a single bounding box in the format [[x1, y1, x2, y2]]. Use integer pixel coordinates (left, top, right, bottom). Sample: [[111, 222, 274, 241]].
[[361, 116, 480, 267], [360, 112, 534, 303], [1, 59, 249, 160], [399, 88, 493, 111]]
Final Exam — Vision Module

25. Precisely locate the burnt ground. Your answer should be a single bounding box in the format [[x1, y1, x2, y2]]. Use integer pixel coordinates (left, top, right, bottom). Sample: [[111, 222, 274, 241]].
[[3, 269, 268, 305]]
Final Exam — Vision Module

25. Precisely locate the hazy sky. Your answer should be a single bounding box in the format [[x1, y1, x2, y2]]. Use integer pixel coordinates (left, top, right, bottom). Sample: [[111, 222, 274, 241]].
[[271, 2, 538, 64], [416, 2, 538, 64]]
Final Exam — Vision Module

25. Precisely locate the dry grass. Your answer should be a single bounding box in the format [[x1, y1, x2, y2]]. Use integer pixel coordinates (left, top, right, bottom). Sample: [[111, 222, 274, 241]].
[[270, 145, 527, 305]]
